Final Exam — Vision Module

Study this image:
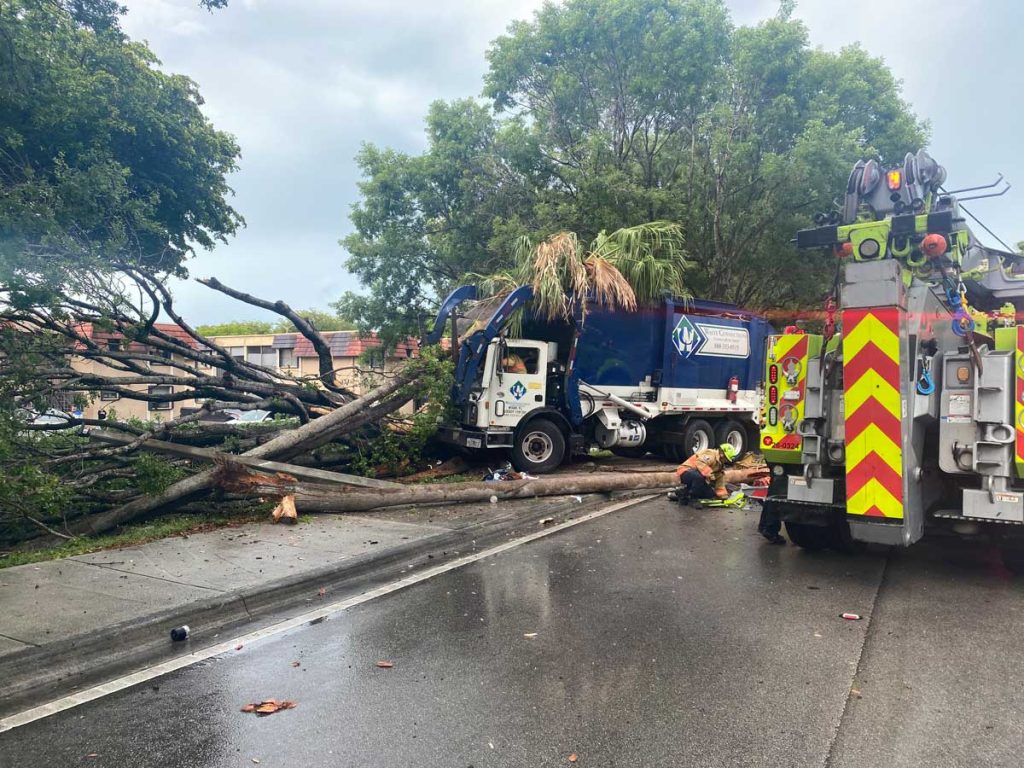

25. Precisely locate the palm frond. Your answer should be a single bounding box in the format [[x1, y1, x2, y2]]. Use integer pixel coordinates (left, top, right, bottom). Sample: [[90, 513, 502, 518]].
[[585, 255, 636, 312], [475, 221, 691, 330]]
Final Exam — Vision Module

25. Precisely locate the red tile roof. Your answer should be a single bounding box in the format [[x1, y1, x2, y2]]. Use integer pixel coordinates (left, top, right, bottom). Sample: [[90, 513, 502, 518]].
[[74, 322, 200, 352], [289, 331, 419, 360]]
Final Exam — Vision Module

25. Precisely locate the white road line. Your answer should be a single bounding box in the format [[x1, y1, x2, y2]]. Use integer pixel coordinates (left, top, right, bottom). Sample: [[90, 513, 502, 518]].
[[0, 494, 656, 734]]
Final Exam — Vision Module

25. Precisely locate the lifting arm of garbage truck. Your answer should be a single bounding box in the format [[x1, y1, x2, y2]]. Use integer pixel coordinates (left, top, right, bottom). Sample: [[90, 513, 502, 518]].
[[423, 285, 478, 346], [450, 285, 534, 404]]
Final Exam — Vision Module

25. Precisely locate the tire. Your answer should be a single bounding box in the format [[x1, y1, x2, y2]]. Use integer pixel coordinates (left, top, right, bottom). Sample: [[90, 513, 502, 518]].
[[785, 521, 832, 550], [682, 419, 714, 458], [714, 420, 747, 457], [611, 446, 648, 459], [511, 418, 566, 474]]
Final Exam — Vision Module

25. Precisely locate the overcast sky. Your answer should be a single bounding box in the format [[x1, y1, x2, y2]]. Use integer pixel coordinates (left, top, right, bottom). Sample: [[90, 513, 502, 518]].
[[121, 0, 1024, 324]]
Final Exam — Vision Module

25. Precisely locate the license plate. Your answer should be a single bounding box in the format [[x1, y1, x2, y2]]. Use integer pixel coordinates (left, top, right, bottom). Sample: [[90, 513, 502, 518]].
[[466, 437, 482, 448]]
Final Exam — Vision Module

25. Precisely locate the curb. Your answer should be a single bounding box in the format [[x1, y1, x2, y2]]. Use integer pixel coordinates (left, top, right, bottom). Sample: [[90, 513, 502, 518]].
[[0, 491, 654, 718]]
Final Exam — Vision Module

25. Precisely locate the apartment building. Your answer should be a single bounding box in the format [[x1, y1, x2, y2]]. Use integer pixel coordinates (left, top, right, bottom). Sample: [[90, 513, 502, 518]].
[[71, 322, 200, 422], [203, 331, 419, 393], [59, 326, 417, 423]]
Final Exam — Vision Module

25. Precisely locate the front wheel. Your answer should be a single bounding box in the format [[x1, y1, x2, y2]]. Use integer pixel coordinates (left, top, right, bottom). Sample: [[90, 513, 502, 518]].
[[511, 419, 566, 474]]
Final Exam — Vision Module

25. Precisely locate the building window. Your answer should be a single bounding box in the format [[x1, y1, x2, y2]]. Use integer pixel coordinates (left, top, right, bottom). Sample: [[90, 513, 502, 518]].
[[226, 346, 245, 362], [279, 348, 296, 368], [148, 385, 173, 411], [107, 339, 122, 352], [246, 346, 277, 367], [366, 349, 385, 370], [99, 390, 119, 401]]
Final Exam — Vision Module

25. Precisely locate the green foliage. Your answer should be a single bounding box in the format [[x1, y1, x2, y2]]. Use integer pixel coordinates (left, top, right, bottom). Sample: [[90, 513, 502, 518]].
[[347, 346, 455, 477], [0, 408, 75, 541], [271, 309, 355, 333], [344, 0, 927, 327], [0, 0, 242, 293], [336, 99, 540, 345], [132, 454, 187, 495], [196, 320, 276, 336]]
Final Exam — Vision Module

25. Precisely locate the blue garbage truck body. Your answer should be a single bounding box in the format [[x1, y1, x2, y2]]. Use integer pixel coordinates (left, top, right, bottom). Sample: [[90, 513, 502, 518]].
[[428, 286, 771, 473]]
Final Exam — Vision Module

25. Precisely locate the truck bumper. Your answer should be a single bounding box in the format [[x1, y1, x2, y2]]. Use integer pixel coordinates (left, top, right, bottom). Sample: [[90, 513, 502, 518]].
[[438, 425, 514, 450]]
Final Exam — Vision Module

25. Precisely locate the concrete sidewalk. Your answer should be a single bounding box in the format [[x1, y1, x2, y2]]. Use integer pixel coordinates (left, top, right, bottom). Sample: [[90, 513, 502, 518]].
[[0, 512, 447, 656], [0, 492, 625, 715]]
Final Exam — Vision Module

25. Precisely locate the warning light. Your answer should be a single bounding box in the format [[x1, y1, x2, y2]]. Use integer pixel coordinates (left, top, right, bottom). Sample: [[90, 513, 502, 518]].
[[769, 365, 779, 384], [768, 407, 778, 426], [768, 385, 778, 405], [956, 366, 971, 384], [886, 169, 902, 190]]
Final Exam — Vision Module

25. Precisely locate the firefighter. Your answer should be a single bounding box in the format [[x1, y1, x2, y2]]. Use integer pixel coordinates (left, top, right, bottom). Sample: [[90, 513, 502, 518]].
[[667, 443, 738, 504]]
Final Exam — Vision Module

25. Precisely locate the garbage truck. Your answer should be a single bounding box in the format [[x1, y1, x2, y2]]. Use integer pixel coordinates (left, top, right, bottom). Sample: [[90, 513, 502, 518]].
[[425, 286, 772, 473], [760, 149, 1024, 557]]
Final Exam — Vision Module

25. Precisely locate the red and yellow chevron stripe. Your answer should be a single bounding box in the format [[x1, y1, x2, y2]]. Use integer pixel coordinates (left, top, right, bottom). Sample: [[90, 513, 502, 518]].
[[1015, 326, 1024, 478], [843, 308, 904, 518]]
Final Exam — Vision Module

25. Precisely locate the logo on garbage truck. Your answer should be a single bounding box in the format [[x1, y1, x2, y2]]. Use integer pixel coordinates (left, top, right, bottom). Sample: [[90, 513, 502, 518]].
[[509, 380, 527, 400], [672, 315, 750, 359]]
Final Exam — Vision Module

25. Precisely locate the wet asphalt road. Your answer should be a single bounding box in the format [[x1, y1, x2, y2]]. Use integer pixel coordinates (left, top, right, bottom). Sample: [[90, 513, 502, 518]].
[[4, 498, 1024, 768]]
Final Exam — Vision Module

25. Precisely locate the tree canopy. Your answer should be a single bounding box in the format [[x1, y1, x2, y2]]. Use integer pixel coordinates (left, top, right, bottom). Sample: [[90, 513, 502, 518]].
[[341, 0, 927, 342], [196, 310, 354, 338], [0, 0, 243, 292]]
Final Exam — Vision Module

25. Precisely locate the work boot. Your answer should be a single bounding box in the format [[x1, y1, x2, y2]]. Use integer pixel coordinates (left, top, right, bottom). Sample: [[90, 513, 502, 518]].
[[761, 531, 786, 545], [666, 490, 679, 502]]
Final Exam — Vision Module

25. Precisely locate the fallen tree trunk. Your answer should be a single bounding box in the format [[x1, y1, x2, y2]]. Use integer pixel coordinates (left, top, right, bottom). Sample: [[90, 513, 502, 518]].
[[293, 471, 681, 513], [69, 372, 418, 536]]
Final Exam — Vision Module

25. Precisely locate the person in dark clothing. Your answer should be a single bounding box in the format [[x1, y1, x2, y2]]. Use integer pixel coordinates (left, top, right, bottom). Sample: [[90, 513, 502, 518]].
[[758, 504, 785, 544]]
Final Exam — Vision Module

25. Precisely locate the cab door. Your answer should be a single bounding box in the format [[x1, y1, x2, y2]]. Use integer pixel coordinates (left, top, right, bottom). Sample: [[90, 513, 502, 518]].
[[490, 341, 548, 428]]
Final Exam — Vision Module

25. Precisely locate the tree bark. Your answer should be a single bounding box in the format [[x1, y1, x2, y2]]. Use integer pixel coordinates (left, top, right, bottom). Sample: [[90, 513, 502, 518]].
[[68, 371, 418, 536], [292, 471, 681, 513]]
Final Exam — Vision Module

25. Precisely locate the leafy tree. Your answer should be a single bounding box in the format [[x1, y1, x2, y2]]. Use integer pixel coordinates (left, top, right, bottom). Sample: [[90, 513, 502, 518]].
[[0, 0, 243, 292], [336, 99, 540, 345], [195, 320, 275, 336], [343, 0, 927, 334], [272, 309, 354, 333]]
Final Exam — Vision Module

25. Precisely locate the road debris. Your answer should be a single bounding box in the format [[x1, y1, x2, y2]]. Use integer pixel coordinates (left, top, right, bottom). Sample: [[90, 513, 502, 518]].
[[169, 625, 189, 642], [271, 494, 298, 524], [540, 517, 554, 526], [523, 632, 538, 638], [240, 699, 297, 716], [291, 661, 301, 667], [568, 754, 579, 762], [841, 612, 863, 621], [375, 660, 394, 668], [851, 688, 863, 699]]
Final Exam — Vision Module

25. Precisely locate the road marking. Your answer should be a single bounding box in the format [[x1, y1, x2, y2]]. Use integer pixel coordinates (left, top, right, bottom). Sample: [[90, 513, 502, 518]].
[[0, 494, 656, 733]]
